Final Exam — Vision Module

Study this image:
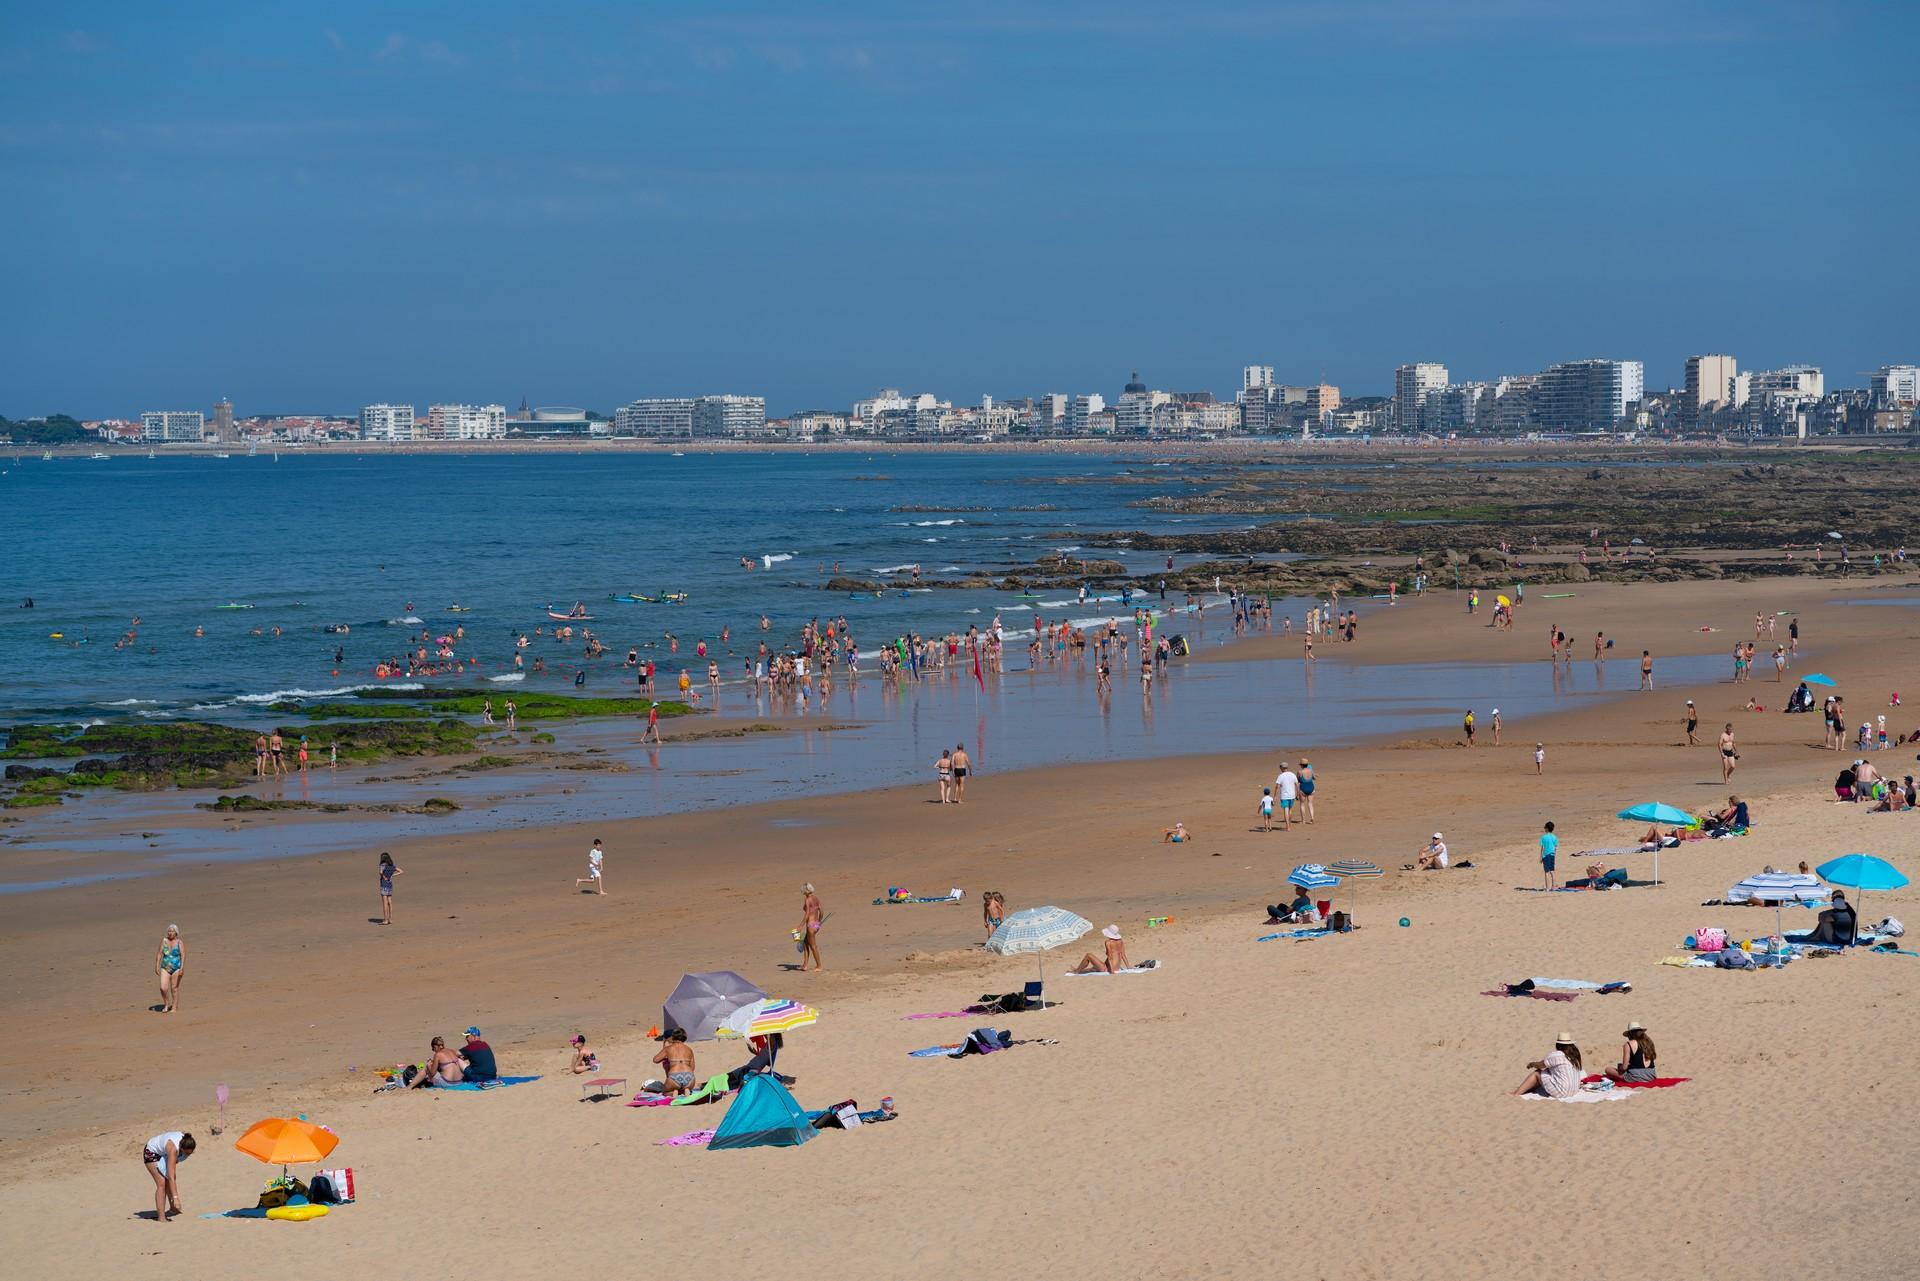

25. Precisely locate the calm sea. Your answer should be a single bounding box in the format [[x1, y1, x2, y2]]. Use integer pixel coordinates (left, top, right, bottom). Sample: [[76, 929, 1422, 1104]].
[[1, 450, 1256, 722]]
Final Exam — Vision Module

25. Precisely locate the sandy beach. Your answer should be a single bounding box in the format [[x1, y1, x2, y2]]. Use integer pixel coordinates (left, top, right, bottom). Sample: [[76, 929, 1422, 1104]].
[[5, 576, 1919, 1279]]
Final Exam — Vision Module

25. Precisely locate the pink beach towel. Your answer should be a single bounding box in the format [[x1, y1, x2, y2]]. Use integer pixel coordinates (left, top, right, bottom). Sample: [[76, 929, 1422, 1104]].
[[656, 1128, 718, 1147]]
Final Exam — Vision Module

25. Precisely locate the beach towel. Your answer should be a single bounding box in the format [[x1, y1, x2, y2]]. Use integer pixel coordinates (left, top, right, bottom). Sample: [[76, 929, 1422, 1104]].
[[872, 891, 965, 905], [1582, 1074, 1691, 1089], [1258, 928, 1330, 942], [1062, 964, 1162, 975], [431, 1074, 540, 1092], [655, 1128, 719, 1147], [1482, 988, 1579, 1002], [1520, 1088, 1636, 1104], [901, 1010, 979, 1020], [909, 1044, 963, 1058]]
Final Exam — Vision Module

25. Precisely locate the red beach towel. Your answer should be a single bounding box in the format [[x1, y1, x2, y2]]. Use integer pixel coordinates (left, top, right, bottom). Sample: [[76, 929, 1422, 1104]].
[[1581, 1074, 1691, 1089]]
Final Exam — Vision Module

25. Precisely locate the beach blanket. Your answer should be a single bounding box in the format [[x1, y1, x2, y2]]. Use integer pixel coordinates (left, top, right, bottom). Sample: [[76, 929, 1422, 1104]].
[[1520, 1088, 1636, 1104], [432, 1074, 540, 1092], [1062, 964, 1162, 975], [1258, 928, 1330, 942], [627, 1086, 737, 1108], [872, 891, 964, 905], [909, 1044, 963, 1058], [1482, 988, 1579, 1002], [901, 1010, 980, 1020], [1530, 978, 1631, 992], [1582, 1074, 1691, 1089], [655, 1128, 719, 1147]]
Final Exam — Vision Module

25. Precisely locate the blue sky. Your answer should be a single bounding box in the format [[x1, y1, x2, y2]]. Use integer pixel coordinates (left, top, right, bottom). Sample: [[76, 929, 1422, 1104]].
[[2, 1, 1914, 417]]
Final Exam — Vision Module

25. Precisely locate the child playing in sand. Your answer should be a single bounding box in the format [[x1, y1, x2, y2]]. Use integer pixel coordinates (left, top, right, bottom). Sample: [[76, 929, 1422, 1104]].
[[1163, 822, 1190, 843], [569, 1034, 600, 1075]]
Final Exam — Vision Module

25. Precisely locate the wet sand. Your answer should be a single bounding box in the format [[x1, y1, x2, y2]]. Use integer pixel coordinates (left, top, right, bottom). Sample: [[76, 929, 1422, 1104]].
[[3, 576, 1917, 1278]]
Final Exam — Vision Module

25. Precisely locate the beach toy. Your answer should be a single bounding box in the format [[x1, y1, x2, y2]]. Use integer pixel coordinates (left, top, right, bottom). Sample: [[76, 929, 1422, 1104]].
[[1399, 917, 1410, 928], [1147, 916, 1172, 928], [1685, 935, 1697, 949], [265, 1204, 329, 1221]]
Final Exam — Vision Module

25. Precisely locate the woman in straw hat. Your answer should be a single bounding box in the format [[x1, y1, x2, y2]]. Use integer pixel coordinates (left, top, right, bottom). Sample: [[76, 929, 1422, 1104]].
[[1513, 1034, 1583, 1097], [1605, 1023, 1658, 1085]]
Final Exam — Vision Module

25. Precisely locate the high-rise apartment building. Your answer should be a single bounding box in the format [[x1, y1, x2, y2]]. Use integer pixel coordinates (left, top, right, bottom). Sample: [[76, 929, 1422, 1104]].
[[691, 394, 766, 438], [615, 398, 695, 436], [1869, 365, 1918, 405], [141, 411, 205, 442], [1747, 366, 1823, 400], [1530, 359, 1644, 431], [1394, 363, 1448, 433], [1683, 355, 1739, 422], [359, 404, 416, 440], [1065, 393, 1105, 433], [1242, 365, 1275, 391], [425, 404, 507, 440], [1031, 393, 1068, 434]]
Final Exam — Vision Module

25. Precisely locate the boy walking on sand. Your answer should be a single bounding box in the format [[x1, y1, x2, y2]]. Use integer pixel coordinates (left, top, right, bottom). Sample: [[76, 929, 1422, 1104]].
[[575, 838, 606, 896], [1540, 821, 1559, 890], [1534, 742, 1546, 775], [1259, 787, 1274, 832]]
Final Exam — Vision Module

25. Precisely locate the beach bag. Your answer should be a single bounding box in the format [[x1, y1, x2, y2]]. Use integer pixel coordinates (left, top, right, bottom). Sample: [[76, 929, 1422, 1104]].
[[1878, 917, 1904, 938], [1695, 927, 1727, 953], [312, 1169, 354, 1203], [1716, 947, 1752, 968]]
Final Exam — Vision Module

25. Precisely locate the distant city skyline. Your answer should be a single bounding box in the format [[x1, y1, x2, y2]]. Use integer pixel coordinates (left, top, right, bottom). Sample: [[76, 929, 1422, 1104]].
[[2, 2, 1914, 416]]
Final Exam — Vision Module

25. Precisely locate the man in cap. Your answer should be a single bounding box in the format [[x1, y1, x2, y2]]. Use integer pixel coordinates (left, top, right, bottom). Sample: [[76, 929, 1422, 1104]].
[[1416, 833, 1449, 871], [459, 1027, 498, 1083]]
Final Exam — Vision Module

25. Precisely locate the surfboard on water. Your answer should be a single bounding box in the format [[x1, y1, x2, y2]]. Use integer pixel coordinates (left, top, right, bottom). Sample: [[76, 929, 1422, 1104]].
[[547, 611, 594, 621], [216, 603, 255, 610]]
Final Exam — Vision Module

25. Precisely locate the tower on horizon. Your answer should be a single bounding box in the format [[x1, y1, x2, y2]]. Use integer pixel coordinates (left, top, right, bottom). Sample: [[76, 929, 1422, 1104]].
[[212, 397, 235, 442]]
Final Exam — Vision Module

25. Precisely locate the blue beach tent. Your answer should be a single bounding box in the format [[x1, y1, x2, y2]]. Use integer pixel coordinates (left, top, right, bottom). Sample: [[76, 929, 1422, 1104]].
[[708, 1073, 815, 1150]]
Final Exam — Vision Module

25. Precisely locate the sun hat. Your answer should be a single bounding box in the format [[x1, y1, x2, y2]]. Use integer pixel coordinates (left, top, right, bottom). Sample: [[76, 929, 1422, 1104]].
[[1432, 832, 1443, 840], [1555, 1033, 1576, 1046], [1624, 1022, 1645, 1034], [1102, 924, 1122, 940]]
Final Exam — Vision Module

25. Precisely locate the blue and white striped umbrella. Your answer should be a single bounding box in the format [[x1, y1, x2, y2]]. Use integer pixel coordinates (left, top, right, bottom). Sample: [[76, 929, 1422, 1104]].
[[1727, 872, 1826, 904], [986, 906, 1092, 998], [1326, 859, 1383, 880], [1288, 864, 1341, 890], [986, 906, 1093, 955]]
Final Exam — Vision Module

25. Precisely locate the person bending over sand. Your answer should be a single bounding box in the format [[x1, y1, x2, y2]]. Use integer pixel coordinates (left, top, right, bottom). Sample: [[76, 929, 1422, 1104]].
[[652, 1029, 697, 1094], [1070, 925, 1129, 973]]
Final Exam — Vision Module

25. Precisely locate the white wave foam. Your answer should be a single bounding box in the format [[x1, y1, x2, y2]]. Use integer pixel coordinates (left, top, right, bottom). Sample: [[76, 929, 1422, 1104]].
[[387, 615, 425, 625], [103, 698, 159, 706], [873, 564, 918, 574], [488, 673, 525, 683], [233, 683, 422, 705]]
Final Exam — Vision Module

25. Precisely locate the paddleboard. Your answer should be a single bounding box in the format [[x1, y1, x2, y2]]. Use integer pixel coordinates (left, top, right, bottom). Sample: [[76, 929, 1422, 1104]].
[[547, 611, 594, 622]]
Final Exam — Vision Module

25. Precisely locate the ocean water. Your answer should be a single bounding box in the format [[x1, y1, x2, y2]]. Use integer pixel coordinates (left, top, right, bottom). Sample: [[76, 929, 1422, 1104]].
[[1, 450, 1268, 722]]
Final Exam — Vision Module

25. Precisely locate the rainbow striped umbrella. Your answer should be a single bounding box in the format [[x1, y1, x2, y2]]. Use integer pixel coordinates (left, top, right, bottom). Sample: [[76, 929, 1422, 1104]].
[[1326, 859, 1382, 918], [718, 998, 819, 1039]]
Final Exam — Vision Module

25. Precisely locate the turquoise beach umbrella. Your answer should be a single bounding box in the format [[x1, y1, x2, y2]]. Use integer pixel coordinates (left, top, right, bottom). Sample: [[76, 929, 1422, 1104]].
[[1616, 803, 1696, 886], [1816, 854, 1909, 921], [1801, 673, 1838, 687]]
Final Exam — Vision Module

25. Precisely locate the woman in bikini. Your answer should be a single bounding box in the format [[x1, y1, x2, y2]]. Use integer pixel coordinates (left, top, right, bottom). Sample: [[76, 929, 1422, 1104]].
[[652, 1029, 697, 1094], [154, 924, 185, 1013], [409, 1036, 465, 1087], [798, 883, 824, 971]]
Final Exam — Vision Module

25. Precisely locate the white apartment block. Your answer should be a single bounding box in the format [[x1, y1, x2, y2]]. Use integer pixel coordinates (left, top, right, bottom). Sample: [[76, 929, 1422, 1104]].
[[1394, 363, 1448, 432], [1242, 365, 1274, 391], [140, 410, 204, 442], [1870, 365, 1919, 405], [425, 403, 507, 440], [614, 398, 695, 437], [359, 403, 415, 441], [1748, 365, 1823, 401], [1065, 393, 1105, 433], [691, 394, 766, 437]]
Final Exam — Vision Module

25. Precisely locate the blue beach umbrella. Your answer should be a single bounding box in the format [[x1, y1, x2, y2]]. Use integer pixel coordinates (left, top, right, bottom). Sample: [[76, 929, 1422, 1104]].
[[1288, 863, 1341, 889], [1616, 803, 1696, 886], [1816, 854, 1909, 921], [1800, 673, 1838, 687], [986, 906, 1092, 996]]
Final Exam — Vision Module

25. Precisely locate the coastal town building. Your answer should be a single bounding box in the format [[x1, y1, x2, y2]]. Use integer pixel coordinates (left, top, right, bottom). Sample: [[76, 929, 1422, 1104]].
[[211, 398, 236, 442], [424, 403, 508, 440], [691, 394, 766, 438], [140, 410, 205, 442], [359, 403, 415, 441], [1393, 363, 1447, 433], [614, 398, 694, 437], [1684, 355, 1740, 423], [1529, 359, 1644, 431]]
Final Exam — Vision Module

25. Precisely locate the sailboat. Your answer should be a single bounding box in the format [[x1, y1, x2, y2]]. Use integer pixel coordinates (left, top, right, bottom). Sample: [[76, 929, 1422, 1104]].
[[41, 450, 53, 462]]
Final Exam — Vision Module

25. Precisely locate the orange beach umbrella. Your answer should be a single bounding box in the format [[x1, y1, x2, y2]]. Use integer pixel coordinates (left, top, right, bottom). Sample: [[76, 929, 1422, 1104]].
[[234, 1117, 339, 1171]]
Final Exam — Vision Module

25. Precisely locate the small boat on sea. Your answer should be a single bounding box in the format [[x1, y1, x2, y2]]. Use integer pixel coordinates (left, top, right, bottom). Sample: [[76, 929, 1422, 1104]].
[[547, 610, 594, 622], [90, 452, 110, 460], [213, 452, 231, 459]]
